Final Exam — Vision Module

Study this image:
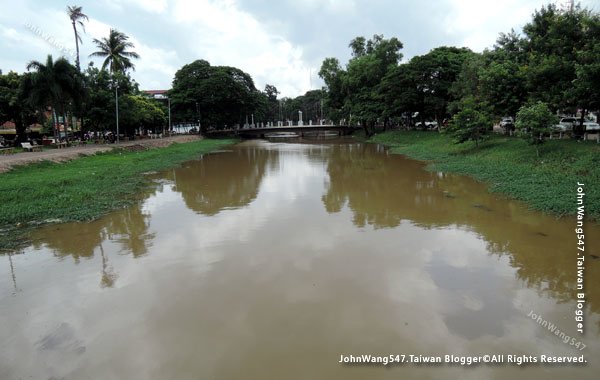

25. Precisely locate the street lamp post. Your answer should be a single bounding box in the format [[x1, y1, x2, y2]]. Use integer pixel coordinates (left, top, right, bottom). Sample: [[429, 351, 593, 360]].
[[168, 97, 171, 134], [115, 84, 119, 143]]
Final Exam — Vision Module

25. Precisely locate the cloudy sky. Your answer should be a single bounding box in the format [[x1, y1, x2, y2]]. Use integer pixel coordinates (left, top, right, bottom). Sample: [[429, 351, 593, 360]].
[[0, 0, 597, 97]]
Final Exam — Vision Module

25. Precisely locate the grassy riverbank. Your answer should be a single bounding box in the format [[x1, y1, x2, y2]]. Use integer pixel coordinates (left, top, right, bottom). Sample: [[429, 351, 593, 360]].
[[370, 131, 600, 221], [1, 138, 237, 250]]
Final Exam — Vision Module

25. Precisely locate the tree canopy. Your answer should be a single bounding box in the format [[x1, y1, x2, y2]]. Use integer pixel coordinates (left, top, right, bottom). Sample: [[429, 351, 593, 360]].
[[319, 34, 404, 136], [169, 59, 263, 132], [313, 4, 599, 140], [90, 29, 140, 74]]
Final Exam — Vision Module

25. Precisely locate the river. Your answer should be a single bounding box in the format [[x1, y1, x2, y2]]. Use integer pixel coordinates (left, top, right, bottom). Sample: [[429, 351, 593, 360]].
[[1, 139, 598, 379]]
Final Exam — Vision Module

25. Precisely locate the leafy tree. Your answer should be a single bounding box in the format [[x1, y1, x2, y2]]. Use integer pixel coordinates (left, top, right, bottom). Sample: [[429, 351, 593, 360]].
[[447, 96, 491, 146], [67, 5, 88, 71], [519, 4, 600, 136], [448, 6, 600, 131], [345, 54, 387, 134], [169, 60, 262, 132], [80, 65, 139, 134], [320, 34, 403, 135], [0, 71, 36, 144], [573, 42, 600, 118], [478, 59, 527, 120], [349, 36, 367, 58], [405, 47, 475, 126], [119, 95, 166, 136], [318, 57, 346, 123], [379, 63, 420, 128], [90, 29, 140, 73], [494, 30, 528, 65], [451, 34, 528, 123], [475, 33, 529, 120], [515, 102, 558, 156], [264, 84, 279, 102], [449, 52, 485, 114], [523, 4, 587, 111], [570, 12, 600, 134], [25, 55, 83, 141], [260, 84, 280, 123]]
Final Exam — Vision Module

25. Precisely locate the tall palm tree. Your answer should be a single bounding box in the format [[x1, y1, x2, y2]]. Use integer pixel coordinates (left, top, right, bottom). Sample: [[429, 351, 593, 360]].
[[67, 5, 88, 71], [26, 55, 83, 140], [89, 29, 140, 73]]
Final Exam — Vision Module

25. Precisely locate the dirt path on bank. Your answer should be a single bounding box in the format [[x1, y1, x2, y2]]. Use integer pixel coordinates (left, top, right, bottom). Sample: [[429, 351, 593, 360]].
[[0, 135, 203, 173]]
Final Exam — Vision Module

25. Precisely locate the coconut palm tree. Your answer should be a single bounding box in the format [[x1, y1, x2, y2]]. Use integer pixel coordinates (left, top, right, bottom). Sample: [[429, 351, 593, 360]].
[[67, 5, 88, 71], [25, 55, 83, 141], [89, 29, 140, 74]]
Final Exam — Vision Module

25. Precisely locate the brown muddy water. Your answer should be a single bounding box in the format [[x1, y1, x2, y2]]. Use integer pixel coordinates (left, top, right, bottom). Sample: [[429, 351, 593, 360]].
[[1, 139, 599, 379]]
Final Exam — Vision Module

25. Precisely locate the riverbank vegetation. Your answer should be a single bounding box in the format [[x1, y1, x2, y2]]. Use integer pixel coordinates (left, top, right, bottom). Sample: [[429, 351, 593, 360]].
[[327, 3, 599, 221], [318, 4, 599, 143], [370, 131, 600, 221], [0, 138, 237, 251]]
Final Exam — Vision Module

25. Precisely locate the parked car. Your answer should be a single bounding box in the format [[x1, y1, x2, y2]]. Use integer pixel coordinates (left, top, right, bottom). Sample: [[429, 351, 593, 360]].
[[425, 121, 438, 130], [584, 121, 600, 132], [499, 117, 514, 127], [416, 121, 438, 130], [499, 117, 515, 133], [553, 117, 577, 132]]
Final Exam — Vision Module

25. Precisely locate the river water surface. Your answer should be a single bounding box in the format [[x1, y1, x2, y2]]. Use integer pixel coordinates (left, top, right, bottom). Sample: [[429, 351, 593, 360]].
[[1, 139, 599, 379]]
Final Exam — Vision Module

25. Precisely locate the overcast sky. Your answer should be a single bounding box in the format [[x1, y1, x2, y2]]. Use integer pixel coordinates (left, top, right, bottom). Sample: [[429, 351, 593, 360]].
[[1, 0, 597, 97]]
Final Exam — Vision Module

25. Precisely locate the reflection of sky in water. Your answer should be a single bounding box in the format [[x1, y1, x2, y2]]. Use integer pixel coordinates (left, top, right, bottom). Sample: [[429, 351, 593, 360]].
[[0, 141, 599, 380]]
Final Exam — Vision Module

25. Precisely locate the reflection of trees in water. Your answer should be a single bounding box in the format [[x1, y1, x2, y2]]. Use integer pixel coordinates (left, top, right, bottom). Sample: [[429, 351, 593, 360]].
[[323, 143, 436, 228], [99, 243, 116, 288], [173, 146, 276, 216], [323, 143, 600, 316], [33, 201, 154, 260], [470, 203, 600, 319], [107, 206, 156, 258], [30, 199, 156, 288]]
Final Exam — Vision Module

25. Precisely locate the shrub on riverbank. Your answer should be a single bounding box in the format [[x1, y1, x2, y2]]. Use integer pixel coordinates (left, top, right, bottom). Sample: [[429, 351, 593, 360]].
[[370, 131, 599, 221], [0, 138, 237, 250]]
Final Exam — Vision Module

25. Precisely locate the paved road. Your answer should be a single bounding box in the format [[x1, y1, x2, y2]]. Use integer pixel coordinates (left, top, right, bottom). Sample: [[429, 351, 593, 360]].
[[0, 135, 202, 173]]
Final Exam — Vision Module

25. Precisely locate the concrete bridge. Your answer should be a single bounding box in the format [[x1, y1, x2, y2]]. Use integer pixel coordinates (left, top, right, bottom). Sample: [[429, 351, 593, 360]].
[[206, 125, 360, 138]]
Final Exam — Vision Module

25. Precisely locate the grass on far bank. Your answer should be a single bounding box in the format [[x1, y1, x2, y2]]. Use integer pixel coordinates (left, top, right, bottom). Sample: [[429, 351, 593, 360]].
[[369, 130, 600, 221], [0, 138, 238, 251]]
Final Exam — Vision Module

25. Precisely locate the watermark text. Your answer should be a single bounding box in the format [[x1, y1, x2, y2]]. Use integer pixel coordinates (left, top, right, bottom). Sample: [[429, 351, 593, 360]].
[[575, 182, 585, 333]]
